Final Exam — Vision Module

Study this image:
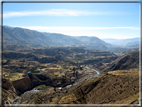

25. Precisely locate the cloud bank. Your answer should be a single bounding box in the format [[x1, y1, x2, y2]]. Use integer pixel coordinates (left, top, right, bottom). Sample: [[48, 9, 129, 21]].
[[3, 9, 113, 18], [15, 26, 139, 39], [19, 26, 140, 31]]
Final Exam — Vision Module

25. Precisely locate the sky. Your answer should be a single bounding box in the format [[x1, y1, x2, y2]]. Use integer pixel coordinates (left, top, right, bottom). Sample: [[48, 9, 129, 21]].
[[3, 2, 140, 39]]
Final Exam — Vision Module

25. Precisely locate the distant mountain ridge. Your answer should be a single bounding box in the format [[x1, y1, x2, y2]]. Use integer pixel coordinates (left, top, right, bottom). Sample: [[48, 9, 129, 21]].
[[102, 37, 139, 47], [3, 26, 55, 46], [75, 36, 111, 45], [3, 26, 111, 51], [3, 25, 139, 52], [43, 32, 84, 46]]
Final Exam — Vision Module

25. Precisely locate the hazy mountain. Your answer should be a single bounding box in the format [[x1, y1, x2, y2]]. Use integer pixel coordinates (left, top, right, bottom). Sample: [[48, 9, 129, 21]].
[[43, 32, 83, 46], [75, 36, 111, 46], [74, 36, 112, 50], [3, 26, 110, 51], [43, 33, 111, 50], [102, 37, 139, 47], [125, 41, 139, 47], [3, 26, 55, 47]]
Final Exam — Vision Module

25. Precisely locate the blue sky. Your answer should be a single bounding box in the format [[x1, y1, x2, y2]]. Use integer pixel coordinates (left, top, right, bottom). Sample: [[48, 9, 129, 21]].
[[3, 3, 140, 39]]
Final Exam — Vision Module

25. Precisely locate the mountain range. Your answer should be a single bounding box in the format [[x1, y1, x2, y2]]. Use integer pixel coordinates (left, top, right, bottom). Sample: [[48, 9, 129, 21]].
[[3, 26, 54, 47], [2, 26, 111, 51], [102, 37, 139, 47], [2, 26, 139, 51]]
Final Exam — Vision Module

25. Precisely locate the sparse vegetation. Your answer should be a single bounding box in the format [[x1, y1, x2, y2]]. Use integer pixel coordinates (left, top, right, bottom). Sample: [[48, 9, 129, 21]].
[[2, 47, 118, 81], [2, 46, 139, 105], [34, 85, 50, 90]]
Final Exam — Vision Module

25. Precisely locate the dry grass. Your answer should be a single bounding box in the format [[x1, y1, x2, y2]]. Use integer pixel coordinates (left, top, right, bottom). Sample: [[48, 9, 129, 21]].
[[107, 68, 139, 75], [110, 92, 139, 104], [3, 72, 24, 81], [58, 93, 76, 104]]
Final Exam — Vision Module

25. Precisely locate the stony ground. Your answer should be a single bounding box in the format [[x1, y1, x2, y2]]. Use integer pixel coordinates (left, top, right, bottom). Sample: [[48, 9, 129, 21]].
[[17, 68, 139, 105], [58, 68, 139, 104]]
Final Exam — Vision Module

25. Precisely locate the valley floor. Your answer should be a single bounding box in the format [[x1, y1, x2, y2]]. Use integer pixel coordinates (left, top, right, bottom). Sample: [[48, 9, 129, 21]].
[[4, 68, 140, 105]]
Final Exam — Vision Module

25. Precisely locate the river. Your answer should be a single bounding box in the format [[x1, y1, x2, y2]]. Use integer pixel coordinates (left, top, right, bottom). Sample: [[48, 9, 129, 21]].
[[85, 65, 100, 80], [12, 66, 100, 104]]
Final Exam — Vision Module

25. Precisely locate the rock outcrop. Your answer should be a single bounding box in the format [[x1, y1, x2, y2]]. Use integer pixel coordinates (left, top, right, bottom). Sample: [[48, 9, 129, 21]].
[[12, 76, 33, 94], [2, 78, 19, 104]]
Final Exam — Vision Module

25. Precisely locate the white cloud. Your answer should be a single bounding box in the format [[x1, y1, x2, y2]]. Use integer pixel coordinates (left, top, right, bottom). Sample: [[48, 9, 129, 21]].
[[46, 31, 139, 39], [16, 26, 139, 39], [19, 26, 140, 31], [3, 9, 112, 18]]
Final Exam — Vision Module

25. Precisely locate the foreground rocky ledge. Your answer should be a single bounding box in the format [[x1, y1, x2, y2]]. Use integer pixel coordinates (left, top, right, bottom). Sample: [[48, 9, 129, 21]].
[[2, 68, 139, 105], [14, 69, 139, 104]]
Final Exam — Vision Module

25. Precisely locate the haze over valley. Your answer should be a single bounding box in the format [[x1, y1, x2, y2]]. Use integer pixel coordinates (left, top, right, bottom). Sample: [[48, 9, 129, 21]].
[[2, 2, 140, 106], [3, 26, 139, 55], [2, 26, 140, 105]]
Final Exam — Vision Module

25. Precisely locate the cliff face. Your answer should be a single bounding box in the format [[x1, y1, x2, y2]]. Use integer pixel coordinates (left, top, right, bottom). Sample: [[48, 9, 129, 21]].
[[2, 74, 44, 104], [12, 76, 33, 94], [2, 78, 13, 90], [2, 74, 40, 104], [2, 72, 73, 104]]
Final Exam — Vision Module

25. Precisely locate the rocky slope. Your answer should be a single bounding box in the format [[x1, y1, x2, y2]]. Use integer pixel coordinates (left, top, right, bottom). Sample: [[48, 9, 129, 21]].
[[2, 78, 19, 104], [2, 50, 140, 105], [18, 68, 139, 104], [102, 50, 139, 72], [2, 74, 48, 104], [2, 71, 77, 104], [58, 69, 139, 104]]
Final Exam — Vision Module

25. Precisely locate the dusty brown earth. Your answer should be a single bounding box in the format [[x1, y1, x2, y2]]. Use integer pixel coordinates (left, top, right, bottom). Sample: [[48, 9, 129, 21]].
[[17, 68, 139, 105], [102, 51, 139, 72], [58, 69, 139, 104], [2, 50, 140, 105], [2, 78, 19, 104]]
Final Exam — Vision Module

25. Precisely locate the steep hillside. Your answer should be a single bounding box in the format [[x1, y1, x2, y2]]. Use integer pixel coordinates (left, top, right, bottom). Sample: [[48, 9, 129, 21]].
[[2, 78, 19, 104], [3, 26, 55, 47], [3, 26, 139, 53], [18, 69, 139, 104], [2, 49, 139, 105], [102, 51, 139, 72], [3, 26, 111, 51], [58, 69, 139, 104]]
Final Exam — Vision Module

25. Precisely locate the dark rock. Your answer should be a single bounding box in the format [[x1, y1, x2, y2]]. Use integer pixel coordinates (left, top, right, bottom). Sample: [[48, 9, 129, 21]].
[[12, 76, 33, 94]]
